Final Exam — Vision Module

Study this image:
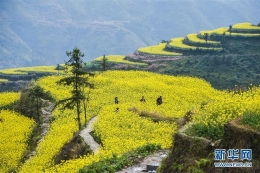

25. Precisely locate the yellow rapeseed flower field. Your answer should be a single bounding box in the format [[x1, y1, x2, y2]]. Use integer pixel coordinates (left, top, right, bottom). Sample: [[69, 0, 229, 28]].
[[4, 71, 260, 172], [18, 71, 220, 172], [186, 33, 220, 44], [232, 22, 260, 30], [0, 78, 8, 83], [190, 86, 260, 140], [95, 55, 147, 66], [0, 65, 63, 75], [168, 37, 223, 51], [138, 43, 182, 56], [0, 110, 35, 172], [0, 92, 20, 107]]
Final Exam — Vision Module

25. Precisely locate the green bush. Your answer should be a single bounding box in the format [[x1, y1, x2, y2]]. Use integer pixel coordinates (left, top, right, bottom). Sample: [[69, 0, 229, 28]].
[[241, 110, 260, 130], [79, 144, 161, 173]]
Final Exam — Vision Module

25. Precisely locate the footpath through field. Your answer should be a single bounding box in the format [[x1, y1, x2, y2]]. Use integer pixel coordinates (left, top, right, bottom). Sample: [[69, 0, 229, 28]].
[[79, 116, 100, 154], [79, 115, 169, 172], [116, 150, 168, 173]]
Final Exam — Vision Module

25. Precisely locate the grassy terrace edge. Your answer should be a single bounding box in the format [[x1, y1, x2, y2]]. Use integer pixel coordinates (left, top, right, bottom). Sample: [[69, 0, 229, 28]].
[[0, 66, 60, 75], [138, 43, 182, 56], [94, 55, 148, 66], [0, 79, 8, 83], [167, 37, 223, 51]]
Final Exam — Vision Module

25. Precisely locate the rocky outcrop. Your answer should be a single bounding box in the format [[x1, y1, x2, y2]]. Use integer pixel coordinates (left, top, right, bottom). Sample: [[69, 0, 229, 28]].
[[158, 120, 260, 173], [54, 133, 93, 165], [219, 120, 260, 160]]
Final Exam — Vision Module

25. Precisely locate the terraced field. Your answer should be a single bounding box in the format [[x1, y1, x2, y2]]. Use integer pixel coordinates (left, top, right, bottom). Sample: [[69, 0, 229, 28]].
[[1, 71, 260, 172], [137, 22, 260, 56], [138, 43, 182, 56], [94, 55, 147, 66], [167, 37, 223, 52], [232, 22, 260, 33], [186, 33, 220, 44], [0, 79, 8, 83], [0, 66, 62, 75], [1, 21, 260, 172]]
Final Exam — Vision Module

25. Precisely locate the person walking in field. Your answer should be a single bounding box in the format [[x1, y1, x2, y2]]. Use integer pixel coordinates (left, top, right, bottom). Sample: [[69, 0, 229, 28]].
[[114, 97, 119, 104], [140, 96, 146, 102], [114, 107, 119, 112], [156, 96, 163, 105]]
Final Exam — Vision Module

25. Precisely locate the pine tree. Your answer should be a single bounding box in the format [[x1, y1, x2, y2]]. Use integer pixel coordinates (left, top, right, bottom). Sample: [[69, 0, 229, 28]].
[[101, 54, 109, 71], [57, 48, 93, 130]]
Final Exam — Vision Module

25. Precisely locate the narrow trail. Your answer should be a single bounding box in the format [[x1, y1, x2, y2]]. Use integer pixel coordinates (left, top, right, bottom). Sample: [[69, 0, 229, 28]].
[[116, 150, 168, 173], [40, 100, 54, 137], [79, 116, 100, 154], [27, 99, 54, 158], [79, 116, 169, 172]]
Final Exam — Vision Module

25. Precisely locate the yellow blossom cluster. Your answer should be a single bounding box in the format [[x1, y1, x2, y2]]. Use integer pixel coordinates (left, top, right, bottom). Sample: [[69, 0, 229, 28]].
[[19, 76, 81, 173], [191, 86, 260, 140], [41, 71, 219, 172], [0, 92, 20, 107], [0, 110, 35, 172], [15, 71, 260, 172]]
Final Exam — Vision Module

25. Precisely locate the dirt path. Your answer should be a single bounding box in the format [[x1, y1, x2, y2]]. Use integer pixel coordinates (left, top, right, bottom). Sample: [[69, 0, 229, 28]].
[[40, 100, 54, 136], [79, 116, 168, 172], [116, 150, 168, 173], [79, 116, 100, 154], [26, 99, 54, 158]]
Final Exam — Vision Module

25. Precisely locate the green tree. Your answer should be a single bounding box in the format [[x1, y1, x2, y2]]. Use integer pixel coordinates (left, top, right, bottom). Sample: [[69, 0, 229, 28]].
[[82, 87, 90, 127], [29, 84, 45, 121], [229, 25, 232, 36], [101, 54, 109, 71], [15, 82, 52, 122], [55, 64, 65, 75], [204, 33, 209, 43], [57, 48, 93, 130]]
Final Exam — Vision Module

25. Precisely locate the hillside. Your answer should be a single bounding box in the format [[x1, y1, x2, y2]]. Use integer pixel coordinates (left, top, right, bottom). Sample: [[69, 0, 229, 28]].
[[1, 0, 260, 69], [123, 22, 260, 89], [1, 71, 260, 172], [1, 22, 260, 91]]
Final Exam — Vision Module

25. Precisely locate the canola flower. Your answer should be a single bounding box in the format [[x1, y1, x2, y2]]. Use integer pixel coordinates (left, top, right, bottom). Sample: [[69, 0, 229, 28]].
[[190, 86, 260, 140], [19, 108, 79, 173], [0, 78, 8, 83], [18, 71, 217, 172], [16, 71, 260, 172], [138, 43, 182, 56], [232, 22, 260, 31], [168, 37, 223, 51], [41, 71, 219, 172], [19, 76, 81, 173], [186, 33, 220, 44], [0, 65, 61, 75], [95, 55, 147, 66], [0, 92, 20, 107], [0, 110, 35, 172]]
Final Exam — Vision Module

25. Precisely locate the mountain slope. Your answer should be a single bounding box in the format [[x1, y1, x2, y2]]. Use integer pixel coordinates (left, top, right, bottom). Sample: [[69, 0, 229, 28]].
[[0, 0, 259, 69]]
